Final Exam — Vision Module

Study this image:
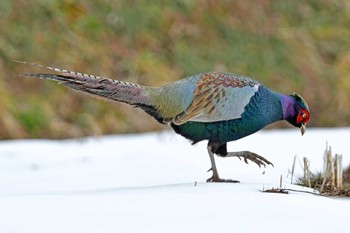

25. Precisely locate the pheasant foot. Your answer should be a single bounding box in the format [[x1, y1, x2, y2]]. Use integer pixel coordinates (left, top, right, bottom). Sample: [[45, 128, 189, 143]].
[[206, 168, 240, 182], [226, 151, 274, 168]]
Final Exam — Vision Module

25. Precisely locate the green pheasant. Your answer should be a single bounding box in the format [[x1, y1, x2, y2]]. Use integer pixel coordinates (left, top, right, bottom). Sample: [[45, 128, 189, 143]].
[[20, 62, 310, 182]]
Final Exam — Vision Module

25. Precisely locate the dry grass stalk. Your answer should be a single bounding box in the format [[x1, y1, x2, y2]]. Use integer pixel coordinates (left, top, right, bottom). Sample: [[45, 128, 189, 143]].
[[320, 145, 333, 192], [335, 154, 343, 189], [320, 145, 344, 193], [280, 175, 283, 189], [303, 157, 311, 188], [290, 155, 296, 184]]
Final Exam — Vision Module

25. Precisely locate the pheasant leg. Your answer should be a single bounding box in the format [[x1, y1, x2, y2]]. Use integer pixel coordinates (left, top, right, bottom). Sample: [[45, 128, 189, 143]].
[[206, 145, 239, 183]]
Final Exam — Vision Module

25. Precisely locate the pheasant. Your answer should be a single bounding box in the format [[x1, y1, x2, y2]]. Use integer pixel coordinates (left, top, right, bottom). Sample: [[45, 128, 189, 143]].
[[19, 62, 310, 182]]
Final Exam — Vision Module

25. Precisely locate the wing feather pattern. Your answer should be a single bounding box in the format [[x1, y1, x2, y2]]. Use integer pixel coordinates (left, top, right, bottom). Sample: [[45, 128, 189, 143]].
[[172, 72, 259, 125]]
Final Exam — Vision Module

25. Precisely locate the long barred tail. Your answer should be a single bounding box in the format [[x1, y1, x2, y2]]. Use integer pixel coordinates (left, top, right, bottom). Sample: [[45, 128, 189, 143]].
[[18, 61, 164, 122]]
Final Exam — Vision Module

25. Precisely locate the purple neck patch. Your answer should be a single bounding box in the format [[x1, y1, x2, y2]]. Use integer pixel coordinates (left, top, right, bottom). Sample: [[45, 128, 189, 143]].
[[280, 95, 296, 120]]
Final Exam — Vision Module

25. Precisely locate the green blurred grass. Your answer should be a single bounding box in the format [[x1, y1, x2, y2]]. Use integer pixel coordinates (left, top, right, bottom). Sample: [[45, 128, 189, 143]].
[[1, 0, 350, 139]]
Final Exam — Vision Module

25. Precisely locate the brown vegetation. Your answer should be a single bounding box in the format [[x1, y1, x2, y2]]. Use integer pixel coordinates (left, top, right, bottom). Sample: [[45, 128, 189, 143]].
[[296, 146, 350, 197], [1, 0, 350, 139]]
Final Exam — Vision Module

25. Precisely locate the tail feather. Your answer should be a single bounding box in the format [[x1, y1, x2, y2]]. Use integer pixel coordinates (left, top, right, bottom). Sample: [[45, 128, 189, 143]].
[[18, 61, 164, 123]]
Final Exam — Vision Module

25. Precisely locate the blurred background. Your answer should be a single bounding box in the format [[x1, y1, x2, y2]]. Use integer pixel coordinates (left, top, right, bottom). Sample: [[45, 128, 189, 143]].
[[0, 0, 349, 139]]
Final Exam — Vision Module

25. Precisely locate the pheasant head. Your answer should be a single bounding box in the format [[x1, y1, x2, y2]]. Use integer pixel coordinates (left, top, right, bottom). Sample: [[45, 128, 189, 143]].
[[283, 93, 310, 135]]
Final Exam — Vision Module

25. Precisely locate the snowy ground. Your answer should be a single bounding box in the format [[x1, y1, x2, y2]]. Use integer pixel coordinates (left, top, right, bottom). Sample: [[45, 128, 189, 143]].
[[0, 128, 349, 233]]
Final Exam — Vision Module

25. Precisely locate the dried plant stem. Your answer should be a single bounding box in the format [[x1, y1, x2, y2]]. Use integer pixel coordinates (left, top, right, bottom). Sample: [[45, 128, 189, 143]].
[[303, 157, 311, 187], [291, 155, 296, 184], [335, 154, 343, 189], [280, 175, 283, 189]]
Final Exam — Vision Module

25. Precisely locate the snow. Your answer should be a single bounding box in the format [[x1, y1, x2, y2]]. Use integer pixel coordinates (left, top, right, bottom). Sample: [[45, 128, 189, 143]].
[[0, 128, 349, 232]]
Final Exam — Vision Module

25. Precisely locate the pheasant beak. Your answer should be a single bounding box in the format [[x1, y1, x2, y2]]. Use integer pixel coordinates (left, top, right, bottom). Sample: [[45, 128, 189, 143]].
[[300, 123, 306, 136]]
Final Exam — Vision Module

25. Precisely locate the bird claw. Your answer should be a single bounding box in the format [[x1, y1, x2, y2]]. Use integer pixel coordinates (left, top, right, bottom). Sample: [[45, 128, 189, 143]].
[[235, 151, 274, 168]]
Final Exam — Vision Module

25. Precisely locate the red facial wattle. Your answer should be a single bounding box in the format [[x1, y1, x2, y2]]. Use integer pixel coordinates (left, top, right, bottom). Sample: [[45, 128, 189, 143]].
[[296, 109, 310, 124]]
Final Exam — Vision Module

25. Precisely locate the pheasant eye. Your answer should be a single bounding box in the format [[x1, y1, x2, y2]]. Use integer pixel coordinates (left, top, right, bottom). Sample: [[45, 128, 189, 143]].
[[302, 113, 306, 118]]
